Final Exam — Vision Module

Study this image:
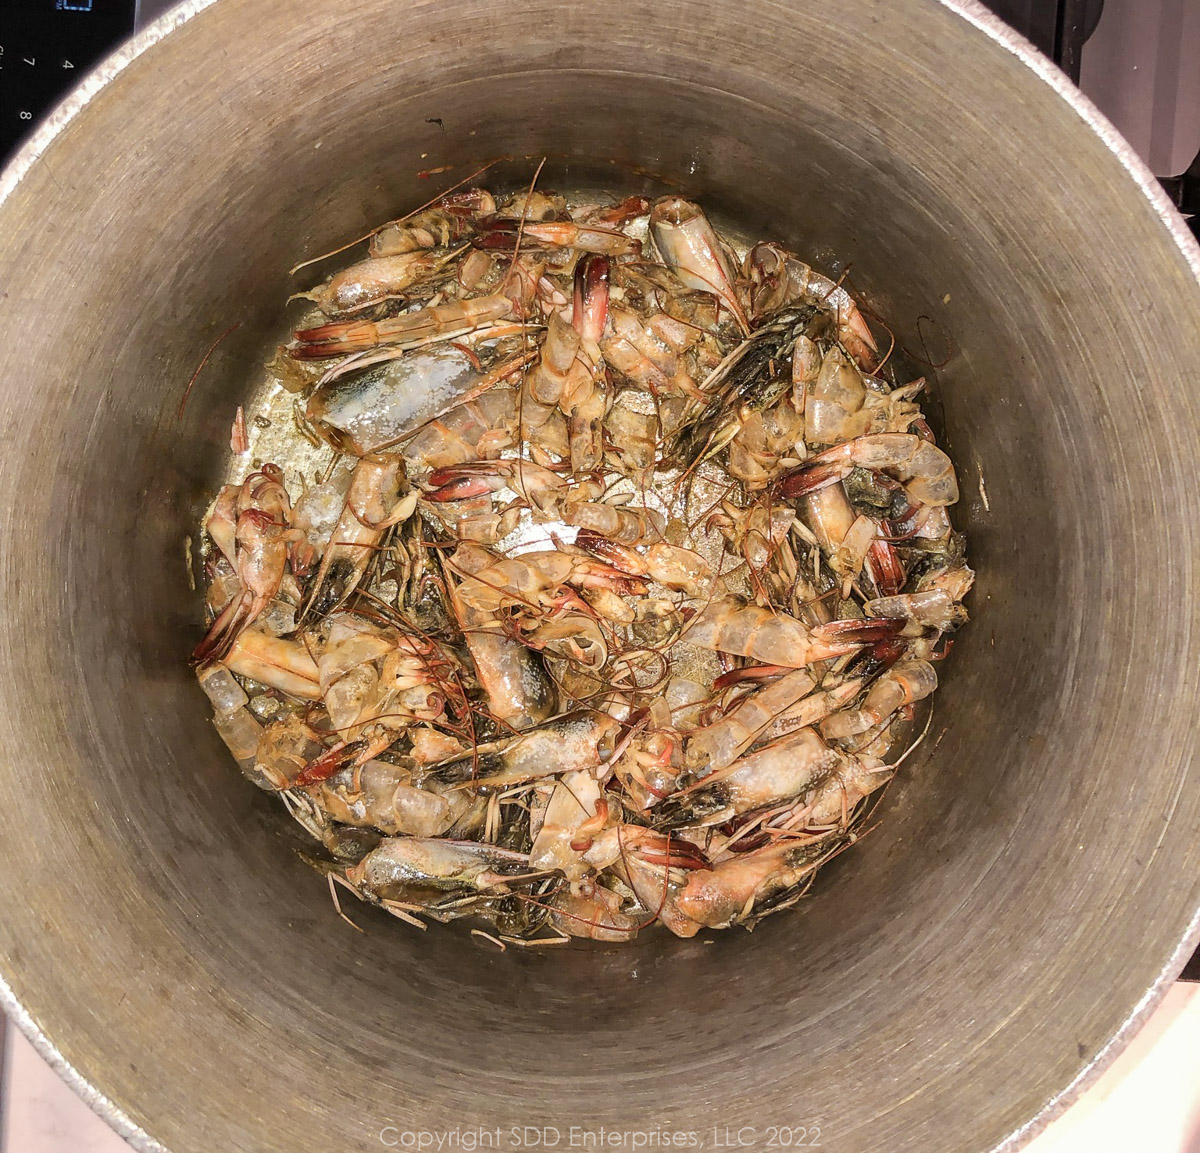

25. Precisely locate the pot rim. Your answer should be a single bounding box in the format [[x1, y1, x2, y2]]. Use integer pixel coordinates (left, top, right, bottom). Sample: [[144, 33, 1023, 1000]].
[[0, 2, 1197, 1151]]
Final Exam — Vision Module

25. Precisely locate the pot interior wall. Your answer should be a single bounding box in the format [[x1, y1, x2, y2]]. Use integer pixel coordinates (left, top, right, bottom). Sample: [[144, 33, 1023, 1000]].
[[0, 1, 1198, 1152]]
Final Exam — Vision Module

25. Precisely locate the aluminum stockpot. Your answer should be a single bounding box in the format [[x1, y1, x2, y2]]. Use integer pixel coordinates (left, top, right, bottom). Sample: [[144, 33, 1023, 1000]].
[[1, 1, 1199, 1150]]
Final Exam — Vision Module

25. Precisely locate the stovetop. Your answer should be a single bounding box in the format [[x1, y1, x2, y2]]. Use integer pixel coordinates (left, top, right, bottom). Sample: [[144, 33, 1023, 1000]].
[[0, 0, 1197, 980], [0, 0, 137, 159]]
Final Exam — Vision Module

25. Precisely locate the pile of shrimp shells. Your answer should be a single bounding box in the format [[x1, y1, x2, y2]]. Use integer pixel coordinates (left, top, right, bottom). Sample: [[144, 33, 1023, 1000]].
[[193, 184, 973, 944]]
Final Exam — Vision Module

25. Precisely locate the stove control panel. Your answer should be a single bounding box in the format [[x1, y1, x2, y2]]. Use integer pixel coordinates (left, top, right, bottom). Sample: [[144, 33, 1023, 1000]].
[[0, 0, 136, 159]]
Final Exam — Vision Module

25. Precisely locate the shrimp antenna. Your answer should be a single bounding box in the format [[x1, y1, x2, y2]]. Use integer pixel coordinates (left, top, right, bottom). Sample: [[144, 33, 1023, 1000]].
[[289, 158, 505, 275]]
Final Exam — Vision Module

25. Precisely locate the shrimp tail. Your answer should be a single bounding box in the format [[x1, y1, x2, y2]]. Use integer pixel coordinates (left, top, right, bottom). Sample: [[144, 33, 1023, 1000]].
[[191, 592, 253, 666], [867, 538, 906, 597], [775, 461, 845, 499], [424, 475, 498, 502], [711, 664, 792, 691], [629, 834, 711, 871], [293, 740, 370, 788], [573, 254, 610, 343], [290, 321, 376, 358], [846, 636, 909, 679], [813, 617, 906, 645]]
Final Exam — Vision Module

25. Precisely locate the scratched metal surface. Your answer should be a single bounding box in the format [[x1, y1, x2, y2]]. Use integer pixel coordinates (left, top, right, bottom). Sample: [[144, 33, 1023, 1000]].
[[0, 1, 1198, 1152]]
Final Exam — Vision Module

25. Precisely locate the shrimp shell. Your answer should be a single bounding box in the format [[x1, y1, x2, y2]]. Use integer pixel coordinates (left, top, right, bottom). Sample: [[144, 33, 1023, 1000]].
[[685, 597, 886, 667], [686, 669, 818, 773]]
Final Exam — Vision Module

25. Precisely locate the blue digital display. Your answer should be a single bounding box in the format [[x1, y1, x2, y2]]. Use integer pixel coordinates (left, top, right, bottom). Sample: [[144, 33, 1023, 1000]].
[[56, 0, 94, 10]]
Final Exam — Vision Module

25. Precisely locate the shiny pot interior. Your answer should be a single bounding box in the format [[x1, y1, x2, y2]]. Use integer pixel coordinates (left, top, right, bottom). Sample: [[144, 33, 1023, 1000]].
[[1, 1, 1199, 1151]]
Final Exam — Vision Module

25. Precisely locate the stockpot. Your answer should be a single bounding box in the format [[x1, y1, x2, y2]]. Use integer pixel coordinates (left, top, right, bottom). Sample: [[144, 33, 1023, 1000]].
[[0, 1, 1198, 1150]]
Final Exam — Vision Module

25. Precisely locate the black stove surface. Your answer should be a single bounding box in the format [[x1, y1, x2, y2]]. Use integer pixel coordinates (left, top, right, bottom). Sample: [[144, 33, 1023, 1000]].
[[983, 0, 1105, 79], [0, 0, 137, 159]]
